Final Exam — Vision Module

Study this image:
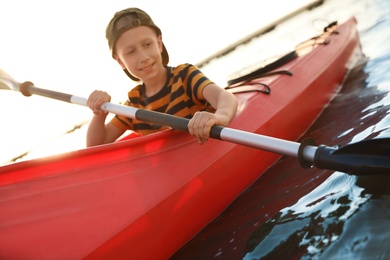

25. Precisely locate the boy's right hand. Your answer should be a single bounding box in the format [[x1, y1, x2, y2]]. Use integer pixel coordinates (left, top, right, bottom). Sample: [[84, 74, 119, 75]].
[[87, 90, 111, 116]]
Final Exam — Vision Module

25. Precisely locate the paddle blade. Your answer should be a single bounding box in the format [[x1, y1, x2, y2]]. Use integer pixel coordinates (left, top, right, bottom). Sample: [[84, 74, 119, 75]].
[[0, 69, 20, 91], [314, 138, 390, 175]]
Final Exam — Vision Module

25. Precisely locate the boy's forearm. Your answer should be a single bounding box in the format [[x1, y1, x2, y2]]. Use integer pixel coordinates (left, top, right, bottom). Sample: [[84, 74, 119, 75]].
[[215, 91, 238, 125], [86, 115, 108, 147]]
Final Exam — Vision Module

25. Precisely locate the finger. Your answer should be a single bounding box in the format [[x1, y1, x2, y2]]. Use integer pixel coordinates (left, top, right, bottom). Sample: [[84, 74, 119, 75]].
[[188, 112, 202, 136], [187, 117, 194, 135], [88, 90, 102, 109], [203, 119, 215, 140], [195, 113, 208, 140], [197, 137, 205, 145]]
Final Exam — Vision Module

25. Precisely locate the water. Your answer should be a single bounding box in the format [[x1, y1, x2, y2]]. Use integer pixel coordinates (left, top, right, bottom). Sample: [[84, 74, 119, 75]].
[[172, 0, 390, 259]]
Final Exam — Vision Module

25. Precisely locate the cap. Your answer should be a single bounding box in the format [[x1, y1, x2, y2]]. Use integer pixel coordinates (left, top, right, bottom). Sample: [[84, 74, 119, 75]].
[[106, 8, 169, 81]]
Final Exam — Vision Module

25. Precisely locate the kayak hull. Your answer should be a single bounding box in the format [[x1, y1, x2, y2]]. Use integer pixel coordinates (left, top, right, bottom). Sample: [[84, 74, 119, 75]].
[[0, 18, 361, 259]]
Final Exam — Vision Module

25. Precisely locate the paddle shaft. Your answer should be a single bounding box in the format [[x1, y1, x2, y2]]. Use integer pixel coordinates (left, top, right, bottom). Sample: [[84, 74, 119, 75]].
[[4, 79, 388, 175], [19, 82, 318, 162]]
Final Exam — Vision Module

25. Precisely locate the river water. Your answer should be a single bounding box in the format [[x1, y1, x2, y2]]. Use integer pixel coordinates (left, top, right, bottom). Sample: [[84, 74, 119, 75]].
[[172, 0, 390, 259]]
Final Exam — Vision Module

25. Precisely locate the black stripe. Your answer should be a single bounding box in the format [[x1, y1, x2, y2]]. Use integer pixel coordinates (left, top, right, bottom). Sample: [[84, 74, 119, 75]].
[[193, 76, 208, 100], [154, 103, 169, 113], [143, 84, 171, 104], [129, 96, 140, 104], [133, 123, 163, 130], [186, 98, 196, 108], [186, 68, 196, 95], [130, 91, 169, 113], [170, 85, 185, 100], [166, 100, 188, 115], [115, 115, 133, 126], [185, 68, 209, 100]]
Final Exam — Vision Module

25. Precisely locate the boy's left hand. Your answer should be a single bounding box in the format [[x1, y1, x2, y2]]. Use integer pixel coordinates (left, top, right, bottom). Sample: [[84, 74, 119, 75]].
[[188, 111, 229, 144]]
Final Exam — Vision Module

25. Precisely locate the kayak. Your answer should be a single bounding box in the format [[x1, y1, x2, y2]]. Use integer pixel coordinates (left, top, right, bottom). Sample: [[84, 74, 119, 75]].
[[0, 17, 361, 259]]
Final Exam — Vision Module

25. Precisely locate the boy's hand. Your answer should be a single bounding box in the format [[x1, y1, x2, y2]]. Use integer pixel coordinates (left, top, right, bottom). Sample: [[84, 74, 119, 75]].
[[188, 111, 229, 144], [87, 90, 111, 116]]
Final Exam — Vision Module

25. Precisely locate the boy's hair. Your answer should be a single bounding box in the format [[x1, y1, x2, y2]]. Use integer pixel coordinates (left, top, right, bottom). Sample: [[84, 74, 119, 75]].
[[106, 8, 169, 81]]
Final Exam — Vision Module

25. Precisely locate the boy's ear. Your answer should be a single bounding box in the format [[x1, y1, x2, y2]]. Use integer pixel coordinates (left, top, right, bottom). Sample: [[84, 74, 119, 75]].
[[113, 54, 126, 69], [158, 35, 163, 53]]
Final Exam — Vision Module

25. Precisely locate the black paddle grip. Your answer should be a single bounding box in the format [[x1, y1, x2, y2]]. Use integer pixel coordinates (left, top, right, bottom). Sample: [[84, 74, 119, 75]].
[[135, 109, 223, 140]]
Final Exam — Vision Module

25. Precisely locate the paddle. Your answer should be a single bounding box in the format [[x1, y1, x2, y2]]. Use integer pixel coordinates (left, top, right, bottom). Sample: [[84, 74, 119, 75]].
[[1, 68, 389, 175]]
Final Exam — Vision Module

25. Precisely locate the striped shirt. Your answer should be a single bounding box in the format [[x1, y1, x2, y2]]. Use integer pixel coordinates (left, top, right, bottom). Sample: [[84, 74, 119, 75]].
[[110, 63, 215, 135]]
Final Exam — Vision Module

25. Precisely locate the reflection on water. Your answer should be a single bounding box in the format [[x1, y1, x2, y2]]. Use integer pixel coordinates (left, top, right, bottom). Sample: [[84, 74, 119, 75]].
[[242, 57, 390, 259], [321, 174, 390, 259], [244, 55, 390, 259], [244, 173, 366, 259]]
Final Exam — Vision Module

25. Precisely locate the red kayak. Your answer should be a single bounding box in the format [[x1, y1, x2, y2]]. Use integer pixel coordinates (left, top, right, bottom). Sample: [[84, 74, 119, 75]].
[[0, 17, 361, 259]]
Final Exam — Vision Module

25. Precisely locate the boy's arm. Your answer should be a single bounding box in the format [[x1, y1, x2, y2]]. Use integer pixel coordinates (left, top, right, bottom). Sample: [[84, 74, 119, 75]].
[[86, 115, 125, 147], [86, 90, 125, 147], [188, 83, 238, 144], [204, 83, 238, 125]]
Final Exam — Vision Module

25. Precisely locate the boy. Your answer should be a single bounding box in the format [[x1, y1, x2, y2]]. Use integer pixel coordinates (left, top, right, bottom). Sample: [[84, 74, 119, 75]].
[[87, 8, 237, 147]]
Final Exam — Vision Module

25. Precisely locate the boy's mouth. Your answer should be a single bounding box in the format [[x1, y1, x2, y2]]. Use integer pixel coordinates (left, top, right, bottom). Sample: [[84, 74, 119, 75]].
[[140, 63, 154, 72]]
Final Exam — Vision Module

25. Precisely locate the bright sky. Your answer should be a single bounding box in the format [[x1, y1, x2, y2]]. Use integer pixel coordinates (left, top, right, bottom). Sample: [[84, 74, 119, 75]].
[[1, 0, 314, 91], [0, 0, 313, 163]]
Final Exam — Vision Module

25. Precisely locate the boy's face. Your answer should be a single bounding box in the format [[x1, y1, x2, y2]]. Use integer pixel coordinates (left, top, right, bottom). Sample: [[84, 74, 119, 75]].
[[114, 26, 164, 81]]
